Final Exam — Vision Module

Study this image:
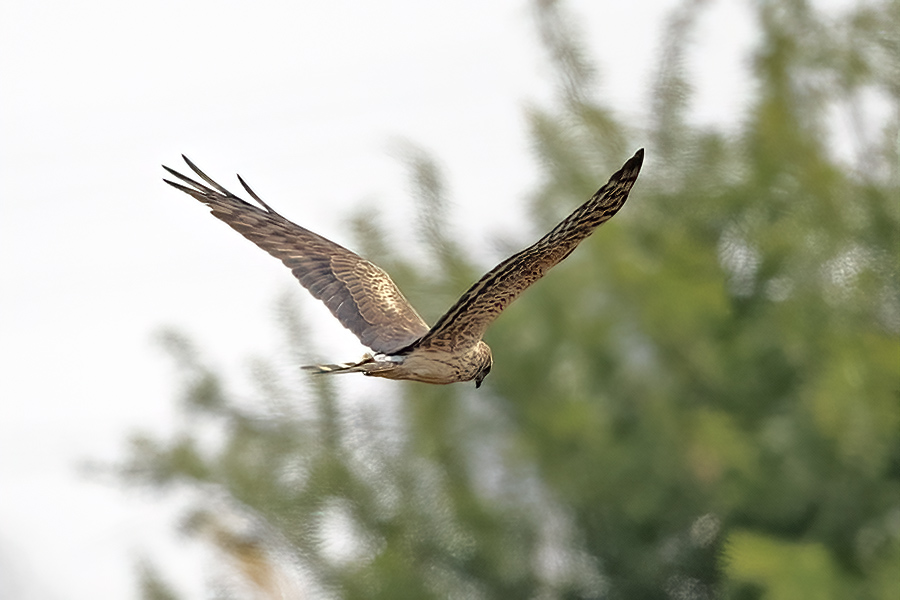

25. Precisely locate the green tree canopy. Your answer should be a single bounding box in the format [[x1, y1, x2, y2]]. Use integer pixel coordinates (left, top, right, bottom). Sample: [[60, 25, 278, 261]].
[[121, 0, 900, 598]]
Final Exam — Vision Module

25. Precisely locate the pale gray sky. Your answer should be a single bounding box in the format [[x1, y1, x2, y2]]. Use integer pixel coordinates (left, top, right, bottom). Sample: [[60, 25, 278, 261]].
[[0, 0, 764, 597]]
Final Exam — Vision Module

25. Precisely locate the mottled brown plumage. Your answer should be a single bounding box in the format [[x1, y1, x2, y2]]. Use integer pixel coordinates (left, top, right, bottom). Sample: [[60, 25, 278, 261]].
[[162, 149, 643, 387]]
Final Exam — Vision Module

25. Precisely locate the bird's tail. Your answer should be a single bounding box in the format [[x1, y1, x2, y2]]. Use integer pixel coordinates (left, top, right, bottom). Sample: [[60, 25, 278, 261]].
[[301, 354, 376, 375]]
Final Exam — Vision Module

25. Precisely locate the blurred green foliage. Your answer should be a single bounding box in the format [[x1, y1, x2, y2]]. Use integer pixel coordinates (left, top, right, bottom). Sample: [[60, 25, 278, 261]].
[[124, 0, 899, 598]]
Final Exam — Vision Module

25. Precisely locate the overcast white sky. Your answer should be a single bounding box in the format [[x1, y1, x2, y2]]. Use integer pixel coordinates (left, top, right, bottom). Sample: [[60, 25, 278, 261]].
[[0, 0, 774, 597]]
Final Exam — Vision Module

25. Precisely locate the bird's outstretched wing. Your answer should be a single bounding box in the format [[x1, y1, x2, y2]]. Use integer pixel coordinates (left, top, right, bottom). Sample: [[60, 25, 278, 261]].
[[415, 149, 644, 352], [163, 156, 430, 354]]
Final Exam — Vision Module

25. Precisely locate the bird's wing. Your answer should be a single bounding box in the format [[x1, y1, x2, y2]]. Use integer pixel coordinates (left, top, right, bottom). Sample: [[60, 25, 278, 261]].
[[416, 149, 644, 352], [162, 156, 431, 354]]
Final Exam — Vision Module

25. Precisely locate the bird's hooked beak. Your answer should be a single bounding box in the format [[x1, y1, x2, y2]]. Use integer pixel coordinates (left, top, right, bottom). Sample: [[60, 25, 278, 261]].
[[474, 363, 492, 388]]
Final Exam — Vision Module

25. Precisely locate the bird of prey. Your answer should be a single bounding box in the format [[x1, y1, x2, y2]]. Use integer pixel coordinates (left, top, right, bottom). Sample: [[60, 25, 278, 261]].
[[162, 149, 643, 388]]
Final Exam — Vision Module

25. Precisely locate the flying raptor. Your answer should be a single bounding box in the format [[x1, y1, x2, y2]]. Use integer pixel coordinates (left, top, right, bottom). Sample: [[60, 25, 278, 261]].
[[163, 149, 643, 388]]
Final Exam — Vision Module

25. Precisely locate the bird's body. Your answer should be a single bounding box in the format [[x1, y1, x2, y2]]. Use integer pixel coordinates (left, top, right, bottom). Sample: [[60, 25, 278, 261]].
[[311, 340, 492, 385], [163, 149, 643, 387]]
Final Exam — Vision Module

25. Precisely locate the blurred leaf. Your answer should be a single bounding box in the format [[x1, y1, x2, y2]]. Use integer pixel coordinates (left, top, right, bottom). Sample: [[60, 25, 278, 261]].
[[724, 531, 845, 600], [137, 560, 181, 600]]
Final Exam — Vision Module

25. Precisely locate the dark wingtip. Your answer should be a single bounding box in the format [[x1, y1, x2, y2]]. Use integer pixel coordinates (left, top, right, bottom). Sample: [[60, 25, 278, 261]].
[[612, 148, 644, 180], [629, 148, 644, 168]]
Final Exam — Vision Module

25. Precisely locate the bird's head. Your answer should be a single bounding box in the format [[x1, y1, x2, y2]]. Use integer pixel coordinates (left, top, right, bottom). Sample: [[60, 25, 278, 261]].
[[474, 342, 493, 389]]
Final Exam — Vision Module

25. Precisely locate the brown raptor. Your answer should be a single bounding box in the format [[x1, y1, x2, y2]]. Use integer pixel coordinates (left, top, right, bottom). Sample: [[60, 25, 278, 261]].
[[163, 149, 643, 388]]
